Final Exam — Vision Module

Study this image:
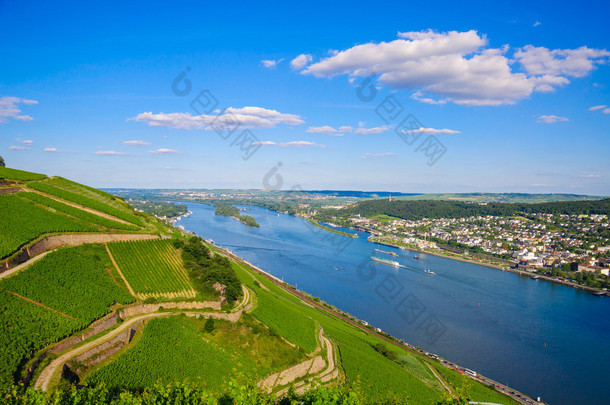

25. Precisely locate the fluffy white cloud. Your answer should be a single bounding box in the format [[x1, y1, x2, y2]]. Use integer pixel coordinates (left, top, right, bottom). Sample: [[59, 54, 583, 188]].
[[94, 151, 129, 156], [0, 97, 38, 123], [402, 127, 460, 135], [22, 139, 34, 145], [262, 59, 283, 68], [589, 105, 607, 111], [290, 54, 313, 70], [148, 148, 181, 155], [536, 115, 569, 124], [279, 141, 325, 148], [122, 140, 151, 146], [306, 126, 338, 135], [129, 106, 304, 130], [9, 145, 27, 150], [604, 108, 610, 114], [362, 152, 395, 159], [299, 30, 609, 106]]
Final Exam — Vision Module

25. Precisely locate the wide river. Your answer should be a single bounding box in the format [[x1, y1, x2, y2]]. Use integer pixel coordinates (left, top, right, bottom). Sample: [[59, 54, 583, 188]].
[[176, 203, 610, 405]]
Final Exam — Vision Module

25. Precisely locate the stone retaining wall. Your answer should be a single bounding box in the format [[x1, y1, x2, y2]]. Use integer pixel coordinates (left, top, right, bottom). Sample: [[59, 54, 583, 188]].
[[118, 301, 221, 318], [2, 233, 158, 272]]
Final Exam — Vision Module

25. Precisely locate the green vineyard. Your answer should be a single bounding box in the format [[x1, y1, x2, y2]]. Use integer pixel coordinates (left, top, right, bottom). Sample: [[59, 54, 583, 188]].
[[27, 177, 144, 226], [107, 239, 194, 297], [0, 244, 135, 388], [0, 166, 47, 181], [17, 191, 140, 232], [0, 194, 96, 259]]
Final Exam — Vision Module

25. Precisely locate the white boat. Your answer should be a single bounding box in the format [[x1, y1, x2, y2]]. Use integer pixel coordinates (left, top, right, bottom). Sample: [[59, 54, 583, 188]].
[[424, 269, 436, 275], [371, 256, 400, 267]]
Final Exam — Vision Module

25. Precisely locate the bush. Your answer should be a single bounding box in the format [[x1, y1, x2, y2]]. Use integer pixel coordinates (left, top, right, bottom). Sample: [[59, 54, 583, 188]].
[[204, 317, 215, 333]]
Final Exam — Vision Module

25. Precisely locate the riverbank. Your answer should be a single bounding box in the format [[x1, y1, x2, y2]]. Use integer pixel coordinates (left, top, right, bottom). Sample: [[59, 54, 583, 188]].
[[303, 218, 358, 238], [369, 237, 608, 296]]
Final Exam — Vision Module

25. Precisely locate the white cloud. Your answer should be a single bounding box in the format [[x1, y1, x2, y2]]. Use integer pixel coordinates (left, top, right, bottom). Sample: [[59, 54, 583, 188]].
[[9, 145, 27, 150], [148, 148, 181, 154], [290, 54, 313, 70], [299, 30, 609, 106], [603, 108, 610, 114], [362, 152, 395, 159], [533, 21, 542, 27], [578, 173, 600, 178], [306, 126, 338, 135], [402, 127, 460, 135], [588, 105, 607, 111], [22, 139, 34, 145], [94, 150, 129, 156], [122, 140, 151, 146], [307, 124, 389, 136], [262, 59, 283, 68], [129, 106, 304, 130], [44, 147, 61, 153], [251, 141, 277, 146], [536, 115, 569, 124], [279, 141, 326, 148], [0, 97, 38, 123]]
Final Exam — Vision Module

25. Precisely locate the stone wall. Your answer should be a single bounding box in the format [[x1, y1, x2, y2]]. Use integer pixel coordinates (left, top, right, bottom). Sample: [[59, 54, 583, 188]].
[[118, 301, 221, 318], [2, 233, 159, 272]]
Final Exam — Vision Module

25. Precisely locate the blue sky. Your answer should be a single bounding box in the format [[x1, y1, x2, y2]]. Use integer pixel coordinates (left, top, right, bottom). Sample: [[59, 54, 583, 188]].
[[1, 0, 609, 194]]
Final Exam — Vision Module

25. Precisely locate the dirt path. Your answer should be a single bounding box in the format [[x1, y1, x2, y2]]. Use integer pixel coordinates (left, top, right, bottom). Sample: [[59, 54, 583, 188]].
[[23, 187, 136, 226], [259, 327, 338, 394], [426, 362, 452, 393], [0, 251, 52, 280], [105, 245, 136, 297], [0, 288, 76, 319]]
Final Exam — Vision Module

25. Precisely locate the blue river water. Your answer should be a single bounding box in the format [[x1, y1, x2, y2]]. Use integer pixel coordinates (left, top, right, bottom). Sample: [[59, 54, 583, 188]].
[[176, 203, 610, 405]]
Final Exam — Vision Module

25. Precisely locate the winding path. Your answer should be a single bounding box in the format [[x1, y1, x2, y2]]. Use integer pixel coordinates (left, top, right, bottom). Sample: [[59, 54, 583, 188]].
[[35, 285, 252, 392]]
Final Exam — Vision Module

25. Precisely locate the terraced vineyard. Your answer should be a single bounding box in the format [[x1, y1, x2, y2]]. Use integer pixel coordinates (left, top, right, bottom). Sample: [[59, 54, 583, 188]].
[[108, 239, 195, 298], [0, 193, 96, 259], [0, 166, 47, 181], [0, 244, 134, 388], [28, 177, 143, 226], [0, 244, 134, 323]]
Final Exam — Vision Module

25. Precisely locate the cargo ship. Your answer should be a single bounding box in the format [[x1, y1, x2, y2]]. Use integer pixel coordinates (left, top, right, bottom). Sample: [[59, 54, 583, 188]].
[[375, 248, 397, 256], [371, 257, 400, 267]]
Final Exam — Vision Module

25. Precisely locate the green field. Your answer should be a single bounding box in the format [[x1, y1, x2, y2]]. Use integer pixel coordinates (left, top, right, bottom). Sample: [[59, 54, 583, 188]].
[[0, 193, 96, 259], [85, 315, 276, 392], [0, 244, 134, 323], [0, 166, 47, 181], [28, 177, 144, 226], [108, 239, 194, 297], [17, 191, 140, 231]]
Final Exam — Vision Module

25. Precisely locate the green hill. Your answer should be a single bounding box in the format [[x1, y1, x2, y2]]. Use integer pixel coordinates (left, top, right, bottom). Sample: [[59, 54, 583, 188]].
[[0, 167, 522, 404]]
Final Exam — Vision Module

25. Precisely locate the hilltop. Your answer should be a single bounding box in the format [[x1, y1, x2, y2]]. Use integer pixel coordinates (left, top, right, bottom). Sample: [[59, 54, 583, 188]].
[[0, 166, 524, 404]]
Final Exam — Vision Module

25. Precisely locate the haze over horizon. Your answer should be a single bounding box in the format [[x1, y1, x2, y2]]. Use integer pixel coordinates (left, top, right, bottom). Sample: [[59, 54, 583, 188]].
[[1, 0, 609, 195]]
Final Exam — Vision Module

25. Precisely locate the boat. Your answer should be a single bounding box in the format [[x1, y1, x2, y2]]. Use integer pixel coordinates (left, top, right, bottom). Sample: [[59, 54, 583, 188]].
[[371, 257, 400, 267], [414, 256, 421, 260], [424, 269, 436, 275], [530, 275, 540, 280], [593, 290, 607, 296], [375, 248, 398, 256]]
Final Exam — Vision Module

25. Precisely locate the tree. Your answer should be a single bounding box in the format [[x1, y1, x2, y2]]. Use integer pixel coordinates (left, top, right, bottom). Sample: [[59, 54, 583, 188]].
[[204, 317, 215, 333], [0, 156, 4, 167]]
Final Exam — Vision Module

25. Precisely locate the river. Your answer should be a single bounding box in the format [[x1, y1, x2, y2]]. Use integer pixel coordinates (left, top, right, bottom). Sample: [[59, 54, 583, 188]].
[[175, 203, 610, 405]]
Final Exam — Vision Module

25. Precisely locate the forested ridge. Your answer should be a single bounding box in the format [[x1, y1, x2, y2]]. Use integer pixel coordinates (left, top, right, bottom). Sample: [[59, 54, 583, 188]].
[[336, 198, 610, 220]]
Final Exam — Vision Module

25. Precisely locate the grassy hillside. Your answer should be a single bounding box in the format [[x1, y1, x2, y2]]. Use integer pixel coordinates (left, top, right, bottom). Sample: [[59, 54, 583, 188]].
[[396, 192, 606, 203], [0, 166, 47, 182]]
